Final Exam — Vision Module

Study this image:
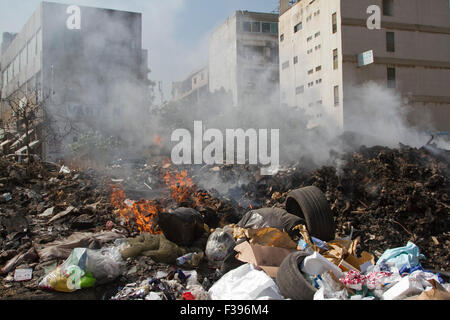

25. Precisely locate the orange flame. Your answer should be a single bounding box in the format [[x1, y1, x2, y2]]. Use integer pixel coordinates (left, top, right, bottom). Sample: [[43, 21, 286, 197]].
[[109, 165, 209, 234], [110, 184, 162, 234], [163, 169, 208, 207], [154, 135, 163, 147]]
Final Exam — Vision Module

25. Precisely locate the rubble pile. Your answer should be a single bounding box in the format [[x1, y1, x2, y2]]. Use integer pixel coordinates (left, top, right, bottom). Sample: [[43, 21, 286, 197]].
[[0, 144, 448, 300], [198, 145, 449, 271], [0, 159, 118, 298]]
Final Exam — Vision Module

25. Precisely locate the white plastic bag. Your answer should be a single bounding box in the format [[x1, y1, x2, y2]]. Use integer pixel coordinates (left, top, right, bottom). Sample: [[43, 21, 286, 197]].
[[382, 275, 424, 300], [85, 247, 126, 284], [313, 272, 348, 300], [300, 252, 345, 279], [208, 264, 283, 300]]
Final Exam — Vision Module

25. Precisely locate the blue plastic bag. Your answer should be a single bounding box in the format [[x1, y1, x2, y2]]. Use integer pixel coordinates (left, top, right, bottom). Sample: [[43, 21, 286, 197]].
[[376, 242, 425, 270]]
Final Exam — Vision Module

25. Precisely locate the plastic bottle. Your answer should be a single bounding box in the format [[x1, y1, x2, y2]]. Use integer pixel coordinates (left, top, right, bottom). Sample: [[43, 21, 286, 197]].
[[176, 252, 204, 268]]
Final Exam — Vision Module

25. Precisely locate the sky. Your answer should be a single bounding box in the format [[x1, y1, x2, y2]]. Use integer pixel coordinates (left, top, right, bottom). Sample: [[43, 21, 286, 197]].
[[0, 0, 278, 101]]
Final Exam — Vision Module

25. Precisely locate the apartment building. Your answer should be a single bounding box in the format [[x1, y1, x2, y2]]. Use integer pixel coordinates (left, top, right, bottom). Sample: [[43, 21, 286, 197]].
[[209, 11, 280, 107], [172, 65, 209, 105], [0, 2, 151, 159], [279, 0, 450, 132]]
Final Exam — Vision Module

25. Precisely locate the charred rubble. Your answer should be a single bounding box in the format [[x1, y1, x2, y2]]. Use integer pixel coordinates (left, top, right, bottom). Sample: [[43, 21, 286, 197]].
[[0, 143, 449, 299]]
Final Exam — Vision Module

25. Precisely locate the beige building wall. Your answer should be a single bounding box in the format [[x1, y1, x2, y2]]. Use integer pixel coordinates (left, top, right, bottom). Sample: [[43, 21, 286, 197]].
[[209, 14, 239, 105], [279, 0, 344, 129], [279, 0, 450, 133], [1, 4, 43, 100], [209, 11, 279, 107], [172, 65, 208, 102], [341, 0, 450, 132]]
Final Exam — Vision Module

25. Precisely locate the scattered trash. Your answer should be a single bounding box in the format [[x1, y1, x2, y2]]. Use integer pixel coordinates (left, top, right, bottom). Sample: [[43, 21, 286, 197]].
[[300, 252, 344, 279], [111, 269, 208, 300], [39, 247, 125, 292], [119, 233, 184, 265], [237, 208, 303, 235], [205, 227, 236, 268], [14, 268, 33, 282], [0, 144, 448, 300], [2, 193, 12, 202], [59, 165, 71, 174], [176, 252, 204, 269], [376, 242, 426, 270], [157, 208, 205, 247], [234, 241, 295, 278], [209, 264, 283, 300]]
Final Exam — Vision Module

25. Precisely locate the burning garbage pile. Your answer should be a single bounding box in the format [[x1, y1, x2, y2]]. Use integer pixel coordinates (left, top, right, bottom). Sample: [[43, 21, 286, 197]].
[[0, 143, 449, 300]]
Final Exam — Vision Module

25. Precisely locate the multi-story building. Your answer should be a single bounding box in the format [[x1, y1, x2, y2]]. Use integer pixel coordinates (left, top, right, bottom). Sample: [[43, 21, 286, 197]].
[[209, 11, 280, 107], [279, 0, 450, 132], [172, 65, 209, 105], [0, 1, 151, 160]]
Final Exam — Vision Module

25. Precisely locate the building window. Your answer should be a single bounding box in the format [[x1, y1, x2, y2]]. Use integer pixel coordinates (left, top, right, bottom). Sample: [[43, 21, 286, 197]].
[[383, 0, 394, 16], [308, 69, 314, 75], [314, 32, 320, 38], [333, 49, 339, 69], [316, 79, 322, 84], [282, 61, 290, 70], [317, 100, 323, 105], [316, 66, 322, 72], [387, 67, 396, 88], [332, 13, 337, 33], [251, 22, 261, 33], [334, 85, 339, 106], [270, 23, 279, 34], [296, 85, 305, 95], [294, 22, 302, 33], [307, 49, 313, 54], [386, 32, 395, 52], [20, 48, 27, 71], [308, 82, 314, 87], [280, 34, 285, 42], [262, 22, 271, 33], [315, 45, 321, 50], [294, 56, 298, 64], [307, 36, 313, 42], [243, 21, 251, 32]]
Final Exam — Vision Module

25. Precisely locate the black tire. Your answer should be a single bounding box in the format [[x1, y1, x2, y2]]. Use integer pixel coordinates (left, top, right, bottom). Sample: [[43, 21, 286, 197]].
[[276, 251, 317, 300], [285, 186, 335, 241]]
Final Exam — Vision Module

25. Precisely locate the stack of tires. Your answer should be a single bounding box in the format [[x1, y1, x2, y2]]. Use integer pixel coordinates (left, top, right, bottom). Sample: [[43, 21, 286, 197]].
[[276, 186, 336, 300]]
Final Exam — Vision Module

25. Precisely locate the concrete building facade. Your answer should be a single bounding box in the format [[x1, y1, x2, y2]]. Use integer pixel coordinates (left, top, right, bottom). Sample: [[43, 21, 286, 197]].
[[209, 11, 280, 107], [279, 0, 450, 132], [172, 65, 209, 105], [0, 1, 150, 159]]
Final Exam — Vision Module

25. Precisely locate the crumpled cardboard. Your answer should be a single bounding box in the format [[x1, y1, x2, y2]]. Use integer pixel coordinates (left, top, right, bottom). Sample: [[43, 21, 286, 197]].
[[234, 241, 296, 278], [232, 227, 297, 250], [341, 251, 375, 273], [410, 280, 450, 300]]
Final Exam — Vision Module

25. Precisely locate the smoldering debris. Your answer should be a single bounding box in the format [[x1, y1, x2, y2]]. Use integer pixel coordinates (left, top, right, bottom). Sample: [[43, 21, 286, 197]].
[[0, 142, 449, 299]]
